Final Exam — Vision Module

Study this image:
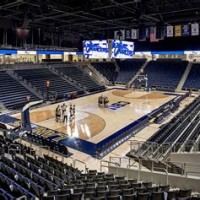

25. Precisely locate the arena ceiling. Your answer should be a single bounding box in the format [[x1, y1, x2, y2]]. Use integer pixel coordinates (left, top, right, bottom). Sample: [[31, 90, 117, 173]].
[[0, 0, 200, 37]]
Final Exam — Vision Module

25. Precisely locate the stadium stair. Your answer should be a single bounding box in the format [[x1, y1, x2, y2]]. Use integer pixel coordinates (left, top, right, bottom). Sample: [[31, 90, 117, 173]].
[[78, 64, 106, 87], [47, 64, 84, 92], [85, 62, 109, 85], [127, 59, 149, 87], [0, 71, 39, 109], [183, 63, 200, 91], [91, 61, 118, 84], [14, 67, 80, 99], [7, 69, 44, 99], [132, 59, 188, 91], [126, 95, 200, 174], [176, 62, 193, 91], [127, 156, 184, 175], [54, 64, 105, 93]]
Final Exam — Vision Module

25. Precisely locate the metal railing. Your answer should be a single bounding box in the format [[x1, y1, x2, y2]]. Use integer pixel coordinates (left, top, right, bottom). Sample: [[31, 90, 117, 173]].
[[128, 140, 200, 160], [100, 160, 120, 174], [108, 155, 200, 180], [16, 195, 27, 200], [74, 159, 87, 173], [8, 144, 21, 155], [153, 166, 169, 185]]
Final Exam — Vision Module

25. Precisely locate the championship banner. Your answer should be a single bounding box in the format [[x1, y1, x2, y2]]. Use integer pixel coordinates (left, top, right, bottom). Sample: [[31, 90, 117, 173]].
[[191, 23, 199, 36], [131, 29, 138, 39], [175, 25, 182, 37], [150, 26, 158, 42], [114, 31, 119, 39], [114, 30, 125, 40], [120, 29, 125, 40], [125, 29, 131, 39], [182, 24, 190, 36], [167, 26, 173, 37]]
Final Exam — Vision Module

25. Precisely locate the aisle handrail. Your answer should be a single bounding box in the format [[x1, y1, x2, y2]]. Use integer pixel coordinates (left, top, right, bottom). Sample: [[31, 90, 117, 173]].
[[74, 159, 87, 173]]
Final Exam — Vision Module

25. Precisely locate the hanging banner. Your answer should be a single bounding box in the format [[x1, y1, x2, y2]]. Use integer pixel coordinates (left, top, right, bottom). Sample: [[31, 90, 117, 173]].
[[114, 30, 125, 40], [182, 24, 190, 36], [175, 25, 182, 37], [167, 26, 173, 37], [150, 26, 158, 42], [114, 31, 119, 39], [125, 29, 131, 39], [191, 23, 199, 36], [120, 29, 125, 40], [131, 29, 138, 39]]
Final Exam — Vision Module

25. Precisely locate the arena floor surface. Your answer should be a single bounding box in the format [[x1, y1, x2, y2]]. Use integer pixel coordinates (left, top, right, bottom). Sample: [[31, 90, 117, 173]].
[[12, 89, 176, 143]]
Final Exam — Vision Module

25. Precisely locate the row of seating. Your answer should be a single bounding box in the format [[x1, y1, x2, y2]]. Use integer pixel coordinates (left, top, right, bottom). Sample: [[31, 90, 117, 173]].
[[133, 59, 188, 90], [116, 59, 146, 84], [26, 132, 72, 157], [15, 68, 80, 99], [54, 64, 104, 92], [92, 62, 118, 83], [0, 134, 198, 199], [0, 71, 39, 109], [127, 96, 200, 161]]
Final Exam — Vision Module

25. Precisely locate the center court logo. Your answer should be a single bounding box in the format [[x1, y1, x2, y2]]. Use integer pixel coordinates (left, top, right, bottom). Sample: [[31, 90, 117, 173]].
[[107, 101, 130, 110]]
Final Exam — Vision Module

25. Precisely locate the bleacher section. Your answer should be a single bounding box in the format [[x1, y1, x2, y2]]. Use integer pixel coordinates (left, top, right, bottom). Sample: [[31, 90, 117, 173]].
[[14, 68, 80, 99], [116, 59, 146, 84], [183, 63, 200, 90], [0, 71, 39, 109], [0, 135, 196, 200], [92, 62, 118, 83], [54, 64, 104, 92], [127, 95, 200, 162], [133, 59, 188, 91]]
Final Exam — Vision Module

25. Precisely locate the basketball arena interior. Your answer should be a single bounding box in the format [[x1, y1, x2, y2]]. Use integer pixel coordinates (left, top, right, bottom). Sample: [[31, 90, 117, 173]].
[[0, 0, 200, 199]]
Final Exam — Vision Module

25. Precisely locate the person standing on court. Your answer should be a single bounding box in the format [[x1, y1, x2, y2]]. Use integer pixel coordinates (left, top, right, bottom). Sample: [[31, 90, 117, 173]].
[[63, 107, 68, 124], [61, 103, 67, 116], [69, 104, 73, 123], [55, 105, 60, 122], [72, 104, 76, 121]]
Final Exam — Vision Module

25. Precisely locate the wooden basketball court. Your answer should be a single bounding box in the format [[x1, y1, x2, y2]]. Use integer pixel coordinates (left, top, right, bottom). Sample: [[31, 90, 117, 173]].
[[12, 89, 176, 143]]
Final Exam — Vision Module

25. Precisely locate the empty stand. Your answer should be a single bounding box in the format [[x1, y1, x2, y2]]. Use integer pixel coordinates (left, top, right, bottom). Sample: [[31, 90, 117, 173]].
[[116, 59, 146, 84], [183, 63, 200, 90], [0, 134, 197, 199], [54, 64, 104, 92], [92, 62, 118, 83], [14, 68, 80, 99], [0, 71, 39, 109], [133, 59, 188, 90]]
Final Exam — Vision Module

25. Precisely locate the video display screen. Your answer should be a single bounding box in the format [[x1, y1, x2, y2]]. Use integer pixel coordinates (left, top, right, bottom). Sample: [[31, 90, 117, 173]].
[[112, 40, 134, 58], [83, 40, 109, 59]]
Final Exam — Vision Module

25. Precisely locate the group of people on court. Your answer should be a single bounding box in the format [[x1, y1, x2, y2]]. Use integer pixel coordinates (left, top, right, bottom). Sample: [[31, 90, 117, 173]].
[[55, 103, 75, 124], [98, 95, 109, 108]]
